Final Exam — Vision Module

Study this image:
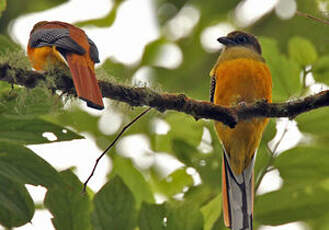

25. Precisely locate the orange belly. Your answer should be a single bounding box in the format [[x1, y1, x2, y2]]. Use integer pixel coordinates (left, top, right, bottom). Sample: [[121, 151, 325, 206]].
[[213, 58, 272, 174], [28, 46, 66, 70]]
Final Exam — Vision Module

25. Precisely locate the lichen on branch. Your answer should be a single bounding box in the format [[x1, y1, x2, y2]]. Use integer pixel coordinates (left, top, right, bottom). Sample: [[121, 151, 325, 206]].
[[0, 62, 328, 128]]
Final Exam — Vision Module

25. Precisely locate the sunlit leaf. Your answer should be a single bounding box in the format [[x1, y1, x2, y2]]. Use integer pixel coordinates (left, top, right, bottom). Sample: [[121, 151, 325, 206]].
[[312, 55, 329, 85], [254, 119, 276, 181], [260, 38, 302, 102], [110, 155, 154, 208], [154, 112, 203, 152], [44, 170, 92, 230], [0, 116, 82, 144], [0, 0, 6, 18], [0, 175, 34, 228], [296, 107, 329, 137], [288, 36, 318, 66], [101, 57, 135, 81], [200, 194, 222, 230], [0, 141, 62, 187], [151, 167, 193, 197], [274, 146, 329, 184], [255, 184, 329, 225], [91, 176, 136, 230]]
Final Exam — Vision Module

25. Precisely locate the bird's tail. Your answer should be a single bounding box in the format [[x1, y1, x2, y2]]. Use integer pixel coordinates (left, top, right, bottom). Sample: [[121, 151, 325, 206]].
[[66, 54, 104, 110], [222, 151, 255, 230]]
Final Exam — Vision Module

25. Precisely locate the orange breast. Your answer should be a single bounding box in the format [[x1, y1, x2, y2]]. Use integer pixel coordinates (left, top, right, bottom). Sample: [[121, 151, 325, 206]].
[[27, 46, 66, 71], [214, 58, 272, 174]]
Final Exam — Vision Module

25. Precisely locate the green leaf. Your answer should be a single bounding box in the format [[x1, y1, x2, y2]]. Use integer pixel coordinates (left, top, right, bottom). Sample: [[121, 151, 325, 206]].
[[91, 176, 136, 230], [101, 57, 135, 80], [0, 141, 62, 187], [0, 175, 34, 228], [154, 112, 203, 153], [255, 184, 329, 225], [151, 167, 193, 197], [138, 202, 166, 230], [110, 155, 154, 208], [260, 38, 302, 102], [274, 146, 329, 184], [296, 106, 329, 137], [165, 200, 204, 230], [0, 0, 6, 17], [0, 35, 19, 53], [0, 116, 82, 144], [313, 55, 329, 85], [288, 36, 318, 66], [141, 38, 168, 66], [200, 194, 222, 230], [171, 138, 221, 190], [254, 119, 276, 181], [44, 107, 103, 138], [44, 170, 92, 230]]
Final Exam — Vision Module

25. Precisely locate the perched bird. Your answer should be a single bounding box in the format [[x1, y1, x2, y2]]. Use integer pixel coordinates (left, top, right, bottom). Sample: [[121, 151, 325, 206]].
[[210, 31, 272, 230], [27, 21, 104, 110]]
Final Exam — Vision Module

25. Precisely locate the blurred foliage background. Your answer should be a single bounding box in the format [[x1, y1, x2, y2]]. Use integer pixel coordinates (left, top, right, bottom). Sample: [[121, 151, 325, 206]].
[[1, 0, 329, 230]]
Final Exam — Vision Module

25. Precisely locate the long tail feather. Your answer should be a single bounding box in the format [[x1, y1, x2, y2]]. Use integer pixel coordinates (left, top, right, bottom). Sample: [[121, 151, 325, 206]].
[[66, 54, 104, 110], [222, 151, 255, 230]]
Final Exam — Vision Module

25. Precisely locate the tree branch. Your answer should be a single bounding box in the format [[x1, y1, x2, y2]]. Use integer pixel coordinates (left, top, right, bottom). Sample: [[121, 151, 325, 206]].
[[1, 63, 329, 128]]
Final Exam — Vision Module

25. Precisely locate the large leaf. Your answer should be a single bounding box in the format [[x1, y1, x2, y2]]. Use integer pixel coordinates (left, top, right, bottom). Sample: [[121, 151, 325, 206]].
[[110, 155, 154, 208], [150, 167, 193, 197], [171, 137, 221, 189], [312, 55, 329, 85], [288, 36, 318, 66], [200, 194, 222, 230], [0, 175, 34, 228], [138, 202, 166, 230], [259, 38, 301, 102], [44, 170, 92, 230], [154, 112, 203, 153], [91, 176, 136, 230], [274, 146, 329, 184], [255, 184, 329, 225], [0, 0, 6, 18], [254, 119, 276, 182], [0, 116, 82, 144], [296, 106, 329, 137], [0, 141, 62, 187]]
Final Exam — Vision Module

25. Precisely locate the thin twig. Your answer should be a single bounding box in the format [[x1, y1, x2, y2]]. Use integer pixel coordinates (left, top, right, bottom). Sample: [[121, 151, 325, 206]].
[[82, 107, 152, 192], [255, 121, 289, 191], [296, 10, 329, 26]]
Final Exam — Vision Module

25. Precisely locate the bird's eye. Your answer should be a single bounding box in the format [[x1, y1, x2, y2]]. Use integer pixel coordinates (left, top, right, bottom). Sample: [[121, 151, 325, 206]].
[[236, 36, 248, 43]]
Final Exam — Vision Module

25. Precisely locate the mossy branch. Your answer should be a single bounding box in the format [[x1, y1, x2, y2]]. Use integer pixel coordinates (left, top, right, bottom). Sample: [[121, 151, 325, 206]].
[[1, 63, 329, 128]]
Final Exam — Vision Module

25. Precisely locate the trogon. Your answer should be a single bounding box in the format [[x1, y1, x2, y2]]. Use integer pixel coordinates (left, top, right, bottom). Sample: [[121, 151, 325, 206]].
[[210, 31, 272, 230], [28, 21, 104, 110]]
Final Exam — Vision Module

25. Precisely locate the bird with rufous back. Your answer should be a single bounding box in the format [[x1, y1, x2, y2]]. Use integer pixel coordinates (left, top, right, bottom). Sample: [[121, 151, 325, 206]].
[[210, 31, 272, 230], [27, 21, 104, 110]]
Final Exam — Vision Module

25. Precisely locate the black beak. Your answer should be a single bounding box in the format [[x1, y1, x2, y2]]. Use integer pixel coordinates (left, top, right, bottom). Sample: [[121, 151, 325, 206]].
[[217, 36, 236, 46]]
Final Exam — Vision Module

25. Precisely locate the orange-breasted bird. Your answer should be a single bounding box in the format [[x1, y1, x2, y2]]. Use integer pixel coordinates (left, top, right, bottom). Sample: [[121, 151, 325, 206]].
[[210, 31, 272, 230], [27, 21, 104, 110]]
